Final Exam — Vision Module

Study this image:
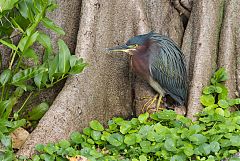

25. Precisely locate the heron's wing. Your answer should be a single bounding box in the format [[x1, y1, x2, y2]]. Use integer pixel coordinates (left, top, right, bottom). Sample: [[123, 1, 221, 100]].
[[149, 37, 187, 105]]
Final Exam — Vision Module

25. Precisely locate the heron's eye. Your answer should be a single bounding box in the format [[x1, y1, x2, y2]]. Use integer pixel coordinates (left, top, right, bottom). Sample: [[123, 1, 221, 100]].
[[128, 44, 139, 48]]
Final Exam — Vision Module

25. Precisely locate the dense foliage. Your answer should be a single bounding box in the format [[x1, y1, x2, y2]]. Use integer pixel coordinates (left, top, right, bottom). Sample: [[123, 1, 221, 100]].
[[0, 0, 86, 160], [16, 68, 240, 161]]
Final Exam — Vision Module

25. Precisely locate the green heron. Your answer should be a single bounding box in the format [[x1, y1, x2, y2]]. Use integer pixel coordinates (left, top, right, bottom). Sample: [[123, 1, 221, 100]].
[[108, 32, 188, 110]]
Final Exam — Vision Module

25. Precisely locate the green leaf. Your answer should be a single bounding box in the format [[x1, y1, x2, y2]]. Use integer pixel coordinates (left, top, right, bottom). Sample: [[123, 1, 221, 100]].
[[198, 143, 211, 155], [0, 0, 18, 11], [18, 0, 34, 21], [101, 131, 111, 141], [138, 112, 149, 123], [40, 154, 55, 161], [124, 134, 137, 145], [89, 120, 104, 131], [212, 68, 228, 83], [138, 125, 153, 139], [70, 132, 83, 144], [203, 86, 216, 94], [1, 135, 11, 148], [42, 17, 65, 35], [43, 143, 56, 155], [200, 94, 215, 106], [230, 135, 240, 146], [107, 133, 123, 146], [140, 141, 151, 153], [0, 69, 11, 86], [37, 32, 52, 56], [120, 121, 132, 134], [35, 144, 44, 152], [209, 141, 220, 153], [189, 134, 207, 145], [34, 72, 43, 88], [218, 99, 229, 109], [83, 127, 92, 136], [91, 130, 101, 140], [12, 66, 46, 84], [69, 55, 78, 67], [57, 39, 71, 73], [139, 155, 147, 161], [171, 154, 187, 161], [229, 157, 240, 161], [215, 108, 225, 116], [22, 48, 39, 64], [0, 97, 17, 119], [58, 140, 70, 149], [216, 83, 228, 100], [164, 138, 177, 152], [32, 155, 41, 161], [27, 102, 49, 121], [0, 39, 17, 51], [155, 109, 177, 120], [18, 31, 39, 52], [13, 87, 24, 98], [183, 143, 194, 156], [10, 17, 24, 33], [190, 124, 202, 132], [69, 61, 87, 75], [48, 55, 59, 82]]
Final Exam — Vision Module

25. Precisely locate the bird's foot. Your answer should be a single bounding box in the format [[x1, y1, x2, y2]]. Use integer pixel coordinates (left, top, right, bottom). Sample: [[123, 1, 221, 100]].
[[141, 94, 164, 113]]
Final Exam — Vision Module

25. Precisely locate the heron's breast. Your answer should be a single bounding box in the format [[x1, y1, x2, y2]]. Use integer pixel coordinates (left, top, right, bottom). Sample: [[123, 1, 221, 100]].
[[131, 51, 150, 81]]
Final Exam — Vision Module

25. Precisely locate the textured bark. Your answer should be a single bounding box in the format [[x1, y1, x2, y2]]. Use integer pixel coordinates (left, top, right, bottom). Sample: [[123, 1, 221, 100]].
[[218, 0, 239, 99], [186, 0, 224, 120], [18, 0, 240, 157]]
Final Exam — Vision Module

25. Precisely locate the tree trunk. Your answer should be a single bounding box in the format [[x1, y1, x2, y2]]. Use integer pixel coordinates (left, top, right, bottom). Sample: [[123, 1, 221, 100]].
[[18, 0, 240, 157]]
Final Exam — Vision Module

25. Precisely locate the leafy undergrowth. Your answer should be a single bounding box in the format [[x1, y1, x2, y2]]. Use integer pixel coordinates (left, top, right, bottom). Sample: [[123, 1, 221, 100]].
[[16, 68, 240, 161], [0, 0, 86, 160]]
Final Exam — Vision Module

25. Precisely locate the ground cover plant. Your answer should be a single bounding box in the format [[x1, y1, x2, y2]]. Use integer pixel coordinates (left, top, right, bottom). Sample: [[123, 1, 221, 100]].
[[16, 68, 240, 161]]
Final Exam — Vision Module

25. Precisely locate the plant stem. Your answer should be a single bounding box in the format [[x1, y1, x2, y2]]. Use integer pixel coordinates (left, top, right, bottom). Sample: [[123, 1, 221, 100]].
[[16, 92, 33, 115], [52, 75, 68, 86], [9, 50, 17, 70], [1, 85, 5, 101]]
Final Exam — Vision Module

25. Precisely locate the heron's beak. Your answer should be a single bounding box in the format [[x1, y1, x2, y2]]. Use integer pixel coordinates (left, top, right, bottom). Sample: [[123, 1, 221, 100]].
[[108, 44, 135, 53]]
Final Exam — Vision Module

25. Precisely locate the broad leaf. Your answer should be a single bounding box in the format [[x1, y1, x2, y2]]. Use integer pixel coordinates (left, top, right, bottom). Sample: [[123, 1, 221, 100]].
[[18, 31, 39, 52], [0, 69, 11, 86], [69, 62, 86, 74], [0, 0, 18, 12], [189, 134, 207, 145], [0, 39, 17, 50], [48, 55, 59, 82], [0, 97, 17, 119], [42, 17, 65, 35], [57, 39, 71, 74], [18, 0, 34, 21], [138, 112, 149, 123], [27, 102, 49, 121], [37, 32, 52, 56], [107, 133, 123, 147], [23, 48, 39, 64], [70, 132, 83, 144], [200, 94, 215, 106], [12, 66, 47, 84], [89, 120, 104, 131]]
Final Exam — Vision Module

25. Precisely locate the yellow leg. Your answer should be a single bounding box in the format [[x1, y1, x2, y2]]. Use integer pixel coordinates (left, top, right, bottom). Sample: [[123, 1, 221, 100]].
[[156, 95, 163, 111], [141, 94, 158, 113], [141, 94, 164, 113]]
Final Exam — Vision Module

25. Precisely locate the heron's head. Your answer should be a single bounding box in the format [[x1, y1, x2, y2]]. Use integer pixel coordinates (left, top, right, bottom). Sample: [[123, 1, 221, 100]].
[[108, 32, 154, 53]]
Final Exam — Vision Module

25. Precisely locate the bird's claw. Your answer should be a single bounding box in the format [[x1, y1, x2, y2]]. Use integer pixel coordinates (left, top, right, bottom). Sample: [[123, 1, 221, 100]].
[[141, 94, 164, 113]]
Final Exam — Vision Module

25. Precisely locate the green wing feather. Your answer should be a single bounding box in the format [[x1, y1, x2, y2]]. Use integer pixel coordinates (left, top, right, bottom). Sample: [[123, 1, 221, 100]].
[[149, 35, 187, 105]]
